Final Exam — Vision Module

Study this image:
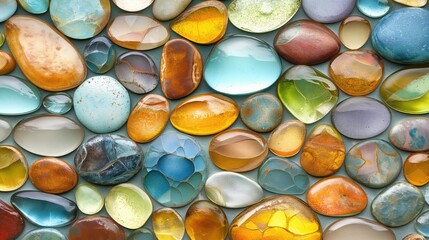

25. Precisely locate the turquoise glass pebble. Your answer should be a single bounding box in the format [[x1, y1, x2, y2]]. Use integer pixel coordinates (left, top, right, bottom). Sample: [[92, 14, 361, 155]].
[[416, 211, 429, 237], [0, 75, 41, 116], [83, 36, 116, 74], [42, 92, 72, 115], [143, 132, 208, 207], [18, 0, 49, 14], [127, 228, 156, 240], [204, 35, 282, 95], [357, 0, 390, 18], [22, 228, 67, 240], [0, 0, 17, 22]]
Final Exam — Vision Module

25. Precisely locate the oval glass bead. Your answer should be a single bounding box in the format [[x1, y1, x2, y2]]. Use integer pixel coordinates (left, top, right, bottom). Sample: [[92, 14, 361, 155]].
[[0, 146, 28, 192], [339, 16, 371, 50], [268, 120, 306, 157], [75, 183, 104, 215], [0, 75, 41, 116], [152, 208, 185, 240], [42, 92, 72, 115], [83, 36, 116, 74], [0, 119, 12, 142]]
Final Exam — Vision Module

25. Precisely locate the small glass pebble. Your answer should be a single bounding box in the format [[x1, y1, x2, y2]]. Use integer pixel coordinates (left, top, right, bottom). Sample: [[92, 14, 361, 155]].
[[42, 92, 72, 115]]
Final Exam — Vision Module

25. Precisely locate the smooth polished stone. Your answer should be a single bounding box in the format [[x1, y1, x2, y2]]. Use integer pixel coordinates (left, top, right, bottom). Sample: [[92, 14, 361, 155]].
[[73, 76, 130, 133], [205, 172, 263, 208], [268, 120, 306, 157], [0, 146, 27, 192], [228, 0, 300, 33], [339, 16, 371, 50], [329, 50, 384, 96], [22, 228, 67, 240], [13, 114, 84, 157], [83, 36, 116, 74], [112, 0, 152, 12], [69, 216, 126, 240], [107, 14, 169, 51], [185, 200, 228, 240], [11, 191, 77, 227], [160, 39, 202, 99], [277, 65, 338, 124], [416, 211, 429, 237], [171, 1, 227, 44], [372, 8, 429, 64], [0, 199, 24, 240], [152, 208, 184, 240], [0, 50, 16, 74], [128, 228, 156, 240], [302, 0, 355, 23], [301, 124, 345, 177], [394, 0, 427, 6], [209, 129, 268, 172], [323, 217, 396, 240], [75, 183, 103, 215], [331, 97, 391, 139], [204, 35, 282, 95], [0, 0, 17, 22], [404, 153, 429, 186], [0, 119, 12, 142], [380, 66, 429, 114], [258, 157, 310, 195], [240, 93, 283, 132], [115, 52, 158, 94], [357, 0, 390, 18], [152, 0, 191, 21], [42, 92, 72, 115], [75, 134, 143, 185], [19, 0, 48, 14], [389, 118, 429, 151], [230, 195, 322, 240], [0, 75, 41, 115], [143, 132, 207, 207], [127, 94, 169, 143], [170, 94, 239, 136], [5, 16, 86, 91], [307, 176, 368, 216], [105, 183, 152, 229], [403, 234, 426, 240], [274, 20, 340, 65], [29, 158, 77, 194]]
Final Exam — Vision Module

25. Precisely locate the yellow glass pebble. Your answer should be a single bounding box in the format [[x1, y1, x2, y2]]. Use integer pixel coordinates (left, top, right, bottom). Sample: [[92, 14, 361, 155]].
[[268, 120, 306, 157], [393, 0, 427, 6], [152, 208, 185, 240], [0, 145, 28, 192]]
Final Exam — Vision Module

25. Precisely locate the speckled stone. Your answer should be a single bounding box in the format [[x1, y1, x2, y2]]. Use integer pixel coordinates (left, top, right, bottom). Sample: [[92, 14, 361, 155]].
[[0, 75, 41, 115], [303, 0, 356, 23], [323, 217, 396, 240], [389, 117, 429, 152], [83, 36, 116, 74], [22, 228, 67, 240], [240, 93, 283, 132], [42, 92, 72, 115]]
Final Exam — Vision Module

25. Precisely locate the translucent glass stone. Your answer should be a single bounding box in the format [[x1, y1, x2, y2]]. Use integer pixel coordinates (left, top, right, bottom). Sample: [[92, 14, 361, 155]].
[[0, 118, 12, 142], [152, 208, 185, 240], [83, 36, 116, 74], [22, 228, 67, 240], [357, 0, 390, 18], [339, 16, 371, 50], [0, 75, 41, 116], [42, 92, 72, 115], [0, 146, 28, 192], [323, 217, 396, 240], [74, 183, 104, 215], [416, 211, 429, 237]]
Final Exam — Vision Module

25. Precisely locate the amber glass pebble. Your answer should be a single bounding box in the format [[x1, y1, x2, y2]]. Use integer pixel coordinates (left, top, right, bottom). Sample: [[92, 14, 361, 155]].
[[404, 152, 429, 186], [0, 50, 15, 75], [339, 16, 371, 50], [268, 120, 306, 157], [0, 145, 28, 192], [152, 208, 185, 240]]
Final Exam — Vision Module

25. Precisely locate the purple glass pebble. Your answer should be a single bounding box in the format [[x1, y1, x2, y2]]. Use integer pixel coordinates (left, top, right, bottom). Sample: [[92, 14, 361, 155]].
[[303, 0, 356, 23]]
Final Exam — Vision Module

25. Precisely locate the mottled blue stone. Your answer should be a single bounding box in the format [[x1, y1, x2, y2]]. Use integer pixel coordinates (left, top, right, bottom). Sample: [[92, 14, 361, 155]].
[[357, 0, 390, 18], [372, 8, 429, 64], [143, 132, 207, 207], [204, 35, 282, 95], [416, 211, 429, 237], [83, 36, 116, 74], [371, 182, 424, 227], [42, 92, 72, 115], [11, 191, 78, 227], [302, 0, 355, 23], [0, 0, 17, 22], [18, 0, 49, 14], [127, 228, 156, 240], [257, 157, 310, 195], [22, 228, 67, 240], [240, 93, 283, 132], [0, 75, 41, 115], [75, 134, 143, 185]]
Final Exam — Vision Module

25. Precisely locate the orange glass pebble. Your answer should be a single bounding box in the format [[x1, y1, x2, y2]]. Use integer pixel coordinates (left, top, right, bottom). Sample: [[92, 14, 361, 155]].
[[306, 176, 368, 217], [127, 94, 169, 143], [0, 146, 28, 192], [0, 50, 15, 75], [170, 1, 228, 44], [160, 39, 202, 100], [300, 124, 345, 177], [170, 93, 239, 136], [404, 152, 429, 186], [268, 120, 306, 157]]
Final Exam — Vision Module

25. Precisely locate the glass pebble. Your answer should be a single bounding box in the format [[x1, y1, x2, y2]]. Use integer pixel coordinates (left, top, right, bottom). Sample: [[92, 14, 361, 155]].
[[18, 0, 49, 14], [0, 50, 16, 74], [69, 216, 125, 240], [152, 208, 185, 240], [0, 146, 28, 192], [42, 92, 72, 115], [268, 120, 306, 157], [128, 228, 156, 240], [339, 16, 371, 50], [389, 117, 429, 152], [403, 234, 426, 240], [357, 0, 390, 18], [83, 36, 116, 74], [0, 75, 41, 116], [112, 0, 153, 12], [0, 118, 12, 142], [394, 0, 427, 6], [416, 211, 429, 237], [240, 93, 283, 132], [323, 217, 396, 240], [404, 152, 429, 186], [302, 0, 355, 23], [0, 0, 17, 22], [152, 0, 191, 21], [22, 228, 67, 240], [75, 183, 104, 215]]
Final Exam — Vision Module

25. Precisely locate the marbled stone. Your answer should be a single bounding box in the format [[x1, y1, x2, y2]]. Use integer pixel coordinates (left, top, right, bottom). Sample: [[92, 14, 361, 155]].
[[258, 157, 310, 195], [127, 94, 169, 143], [240, 93, 283, 132], [112, 0, 153, 12], [73, 76, 130, 133], [345, 140, 401, 188], [170, 94, 239, 136], [29, 157, 78, 194], [11, 191, 78, 227], [18, 0, 49, 14], [268, 120, 306, 157], [380, 66, 429, 114], [278, 65, 338, 124], [83, 36, 116, 74], [302, 0, 355, 23], [0, 199, 25, 240], [128, 228, 156, 240], [107, 14, 169, 51], [115, 51, 158, 94], [301, 124, 345, 177], [329, 50, 384, 96], [13, 114, 84, 157], [42, 92, 72, 115], [74, 134, 143, 185], [0, 146, 27, 192], [204, 35, 282, 95], [75, 183, 103, 215], [22, 228, 67, 240], [0, 75, 41, 115], [185, 200, 228, 240], [372, 8, 429, 64], [357, 0, 390, 18], [209, 129, 268, 172], [339, 16, 371, 50], [160, 39, 202, 99], [403, 234, 426, 240], [152, 0, 191, 21], [389, 117, 429, 151], [307, 176, 368, 216], [230, 195, 322, 240], [170, 1, 227, 44], [416, 211, 429, 237], [105, 183, 152, 229], [394, 0, 427, 6], [404, 152, 429, 186], [331, 97, 391, 139], [0, 0, 17, 22], [4, 15, 86, 91], [143, 132, 207, 207], [274, 20, 341, 65], [152, 208, 184, 240], [69, 216, 126, 240], [0, 119, 12, 142], [0, 50, 16, 74], [323, 217, 396, 240]]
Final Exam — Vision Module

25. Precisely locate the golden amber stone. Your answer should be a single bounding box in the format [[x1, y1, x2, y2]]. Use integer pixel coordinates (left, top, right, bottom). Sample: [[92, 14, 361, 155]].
[[160, 39, 202, 100], [268, 120, 306, 157], [339, 16, 371, 50], [0, 50, 15, 75], [394, 0, 427, 6], [4, 15, 86, 91], [127, 94, 169, 143], [152, 208, 185, 240], [170, 1, 228, 44], [404, 152, 429, 186], [300, 124, 345, 177], [0, 145, 28, 192], [185, 200, 228, 240], [170, 93, 239, 136], [230, 195, 322, 240]]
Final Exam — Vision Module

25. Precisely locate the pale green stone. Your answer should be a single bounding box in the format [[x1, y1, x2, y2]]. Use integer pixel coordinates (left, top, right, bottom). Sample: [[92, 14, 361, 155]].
[[75, 183, 104, 215]]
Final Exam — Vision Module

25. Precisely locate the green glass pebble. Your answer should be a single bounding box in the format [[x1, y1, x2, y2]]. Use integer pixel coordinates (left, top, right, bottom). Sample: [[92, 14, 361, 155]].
[[22, 228, 67, 240], [74, 183, 104, 215], [83, 36, 116, 74], [42, 92, 72, 115], [127, 228, 156, 240], [0, 32, 5, 47], [18, 0, 49, 14]]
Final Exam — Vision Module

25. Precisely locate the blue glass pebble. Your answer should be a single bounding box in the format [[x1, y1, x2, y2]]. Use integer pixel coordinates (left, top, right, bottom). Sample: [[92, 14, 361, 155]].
[[22, 228, 67, 240], [83, 36, 116, 74], [42, 92, 72, 115], [0, 0, 17, 22], [416, 210, 429, 237], [357, 0, 390, 18], [127, 228, 156, 240], [0, 75, 41, 116], [18, 0, 49, 14]]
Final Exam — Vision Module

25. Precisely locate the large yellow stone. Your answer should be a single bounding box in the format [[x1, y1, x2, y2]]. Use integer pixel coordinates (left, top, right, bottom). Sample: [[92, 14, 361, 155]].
[[0, 146, 28, 192]]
